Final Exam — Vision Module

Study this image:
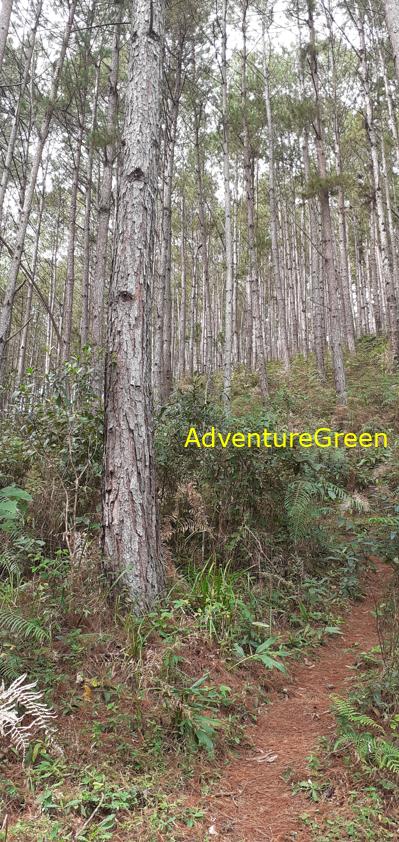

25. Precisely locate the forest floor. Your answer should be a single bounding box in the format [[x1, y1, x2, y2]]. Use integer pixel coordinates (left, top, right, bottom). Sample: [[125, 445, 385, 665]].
[[202, 560, 393, 842], [2, 341, 399, 841]]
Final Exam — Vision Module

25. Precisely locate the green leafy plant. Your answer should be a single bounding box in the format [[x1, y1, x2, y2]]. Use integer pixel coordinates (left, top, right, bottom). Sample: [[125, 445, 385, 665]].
[[332, 696, 399, 775], [233, 635, 288, 671], [160, 672, 232, 755]]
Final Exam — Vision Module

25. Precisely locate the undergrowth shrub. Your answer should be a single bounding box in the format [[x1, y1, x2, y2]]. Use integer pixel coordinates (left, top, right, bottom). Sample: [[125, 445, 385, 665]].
[[157, 386, 364, 572], [1, 354, 103, 554]]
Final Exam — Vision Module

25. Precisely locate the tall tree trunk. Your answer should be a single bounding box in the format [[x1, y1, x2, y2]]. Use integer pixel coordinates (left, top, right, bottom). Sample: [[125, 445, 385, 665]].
[[154, 39, 184, 405], [15, 179, 46, 388], [178, 195, 187, 379], [0, 0, 42, 229], [81, 63, 100, 349], [384, 0, 399, 83], [221, 0, 234, 408], [242, 3, 268, 398], [0, 0, 78, 389], [357, 12, 399, 360], [103, 0, 165, 612], [194, 101, 213, 384], [307, 0, 347, 403], [91, 15, 121, 374], [326, 15, 356, 353], [262, 17, 289, 372], [299, 38, 325, 377], [0, 0, 13, 77], [45, 205, 62, 377], [61, 121, 85, 363]]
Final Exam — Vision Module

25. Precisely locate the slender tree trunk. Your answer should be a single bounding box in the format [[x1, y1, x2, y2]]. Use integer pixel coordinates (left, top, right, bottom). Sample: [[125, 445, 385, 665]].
[[45, 206, 61, 377], [221, 0, 234, 408], [0, 0, 13, 77], [178, 195, 187, 379], [15, 181, 46, 387], [0, 0, 42, 229], [0, 0, 78, 388], [154, 41, 184, 405], [91, 15, 121, 371], [61, 122, 85, 363], [241, 4, 268, 398], [357, 13, 399, 360], [81, 64, 100, 348], [262, 18, 289, 372], [325, 10, 356, 353], [384, 0, 399, 83], [103, 0, 165, 612], [369, 210, 382, 334], [307, 0, 347, 403], [194, 103, 213, 384], [299, 40, 325, 378]]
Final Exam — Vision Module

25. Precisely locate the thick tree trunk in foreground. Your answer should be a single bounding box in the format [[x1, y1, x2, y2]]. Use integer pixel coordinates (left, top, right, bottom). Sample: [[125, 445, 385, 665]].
[[102, 0, 165, 612]]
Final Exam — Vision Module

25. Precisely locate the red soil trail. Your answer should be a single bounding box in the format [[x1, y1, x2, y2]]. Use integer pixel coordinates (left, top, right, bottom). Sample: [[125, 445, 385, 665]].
[[204, 562, 393, 842]]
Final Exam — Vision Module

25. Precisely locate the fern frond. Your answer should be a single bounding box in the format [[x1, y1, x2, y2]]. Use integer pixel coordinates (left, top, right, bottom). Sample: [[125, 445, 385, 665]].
[[0, 674, 57, 757], [0, 550, 21, 583], [376, 739, 399, 774], [0, 652, 22, 683], [332, 696, 384, 733], [285, 480, 318, 539], [332, 696, 399, 775], [0, 609, 49, 642]]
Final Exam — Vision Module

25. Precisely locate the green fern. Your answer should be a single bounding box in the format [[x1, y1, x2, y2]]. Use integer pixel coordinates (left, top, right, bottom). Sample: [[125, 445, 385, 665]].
[[332, 696, 384, 732], [376, 739, 399, 774], [332, 696, 399, 775], [0, 652, 24, 682], [0, 550, 21, 583], [285, 479, 319, 540], [285, 480, 365, 541], [0, 608, 49, 642]]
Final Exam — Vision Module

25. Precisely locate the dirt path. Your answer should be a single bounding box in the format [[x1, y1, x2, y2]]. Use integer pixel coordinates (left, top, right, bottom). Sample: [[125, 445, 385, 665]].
[[204, 562, 392, 842]]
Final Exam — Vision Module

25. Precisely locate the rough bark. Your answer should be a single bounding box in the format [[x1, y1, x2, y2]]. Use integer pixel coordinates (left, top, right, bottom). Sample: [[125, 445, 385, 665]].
[[102, 0, 165, 612]]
